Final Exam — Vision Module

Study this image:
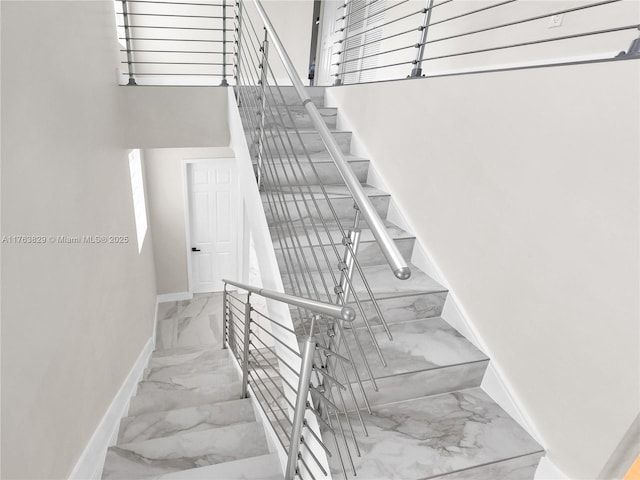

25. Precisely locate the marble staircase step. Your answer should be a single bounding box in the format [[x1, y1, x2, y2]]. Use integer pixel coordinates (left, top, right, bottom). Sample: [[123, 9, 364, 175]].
[[326, 388, 544, 480], [239, 86, 326, 107], [155, 453, 283, 480], [336, 317, 489, 407], [144, 354, 233, 381], [118, 398, 255, 444], [263, 184, 390, 225], [137, 369, 238, 395], [148, 345, 230, 369], [128, 381, 242, 416], [272, 220, 415, 270], [102, 421, 270, 479], [241, 105, 338, 129], [285, 263, 448, 326], [257, 154, 369, 186], [259, 130, 352, 155]]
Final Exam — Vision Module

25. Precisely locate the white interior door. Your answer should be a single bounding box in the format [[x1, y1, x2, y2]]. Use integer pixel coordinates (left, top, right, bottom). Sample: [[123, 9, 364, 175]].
[[188, 159, 238, 293]]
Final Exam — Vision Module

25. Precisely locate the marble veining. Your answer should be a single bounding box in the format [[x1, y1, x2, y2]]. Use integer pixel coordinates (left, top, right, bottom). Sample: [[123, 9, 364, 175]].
[[128, 384, 242, 417], [327, 388, 543, 480], [137, 370, 238, 395], [103, 422, 269, 479], [156, 293, 223, 350], [118, 399, 255, 444], [154, 453, 283, 480]]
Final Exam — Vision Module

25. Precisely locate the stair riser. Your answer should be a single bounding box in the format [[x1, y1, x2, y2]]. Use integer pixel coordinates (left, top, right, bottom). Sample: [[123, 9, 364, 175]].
[[137, 370, 237, 394], [430, 452, 544, 480], [257, 159, 369, 186], [289, 291, 447, 325], [264, 195, 390, 224], [255, 131, 351, 156], [144, 357, 233, 381], [118, 400, 255, 444], [103, 422, 269, 480], [148, 348, 230, 369], [336, 361, 488, 410], [241, 107, 337, 129], [237, 86, 325, 107], [273, 237, 415, 271], [128, 385, 242, 417]]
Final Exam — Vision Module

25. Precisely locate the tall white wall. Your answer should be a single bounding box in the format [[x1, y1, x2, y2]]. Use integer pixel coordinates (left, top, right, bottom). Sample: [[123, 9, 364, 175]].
[[1, 2, 158, 478], [326, 60, 640, 479]]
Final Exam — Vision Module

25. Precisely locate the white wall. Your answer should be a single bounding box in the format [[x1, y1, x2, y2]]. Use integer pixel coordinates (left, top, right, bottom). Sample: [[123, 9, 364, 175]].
[[120, 87, 229, 148], [145, 147, 235, 294], [1, 2, 158, 478], [326, 60, 640, 479]]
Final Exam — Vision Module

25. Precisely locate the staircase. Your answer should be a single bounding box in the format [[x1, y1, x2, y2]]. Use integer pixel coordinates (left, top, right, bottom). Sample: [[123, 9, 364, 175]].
[[100, 294, 282, 480], [242, 86, 546, 479]]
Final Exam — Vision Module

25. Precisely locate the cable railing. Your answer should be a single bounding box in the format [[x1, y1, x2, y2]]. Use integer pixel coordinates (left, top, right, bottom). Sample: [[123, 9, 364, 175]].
[[232, 1, 418, 476], [327, 0, 640, 85], [223, 279, 362, 480], [115, 0, 234, 85]]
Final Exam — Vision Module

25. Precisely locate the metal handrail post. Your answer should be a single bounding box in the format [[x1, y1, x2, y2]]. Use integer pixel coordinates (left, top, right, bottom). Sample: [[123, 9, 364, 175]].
[[252, 0, 411, 280], [220, 0, 229, 85], [241, 292, 252, 398], [285, 335, 317, 480], [411, 0, 435, 78], [234, 0, 244, 98], [256, 28, 269, 189], [121, 0, 137, 85], [334, 1, 351, 86], [222, 285, 229, 349]]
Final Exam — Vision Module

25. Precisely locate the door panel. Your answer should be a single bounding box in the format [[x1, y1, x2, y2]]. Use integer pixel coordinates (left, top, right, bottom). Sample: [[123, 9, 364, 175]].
[[188, 159, 238, 293]]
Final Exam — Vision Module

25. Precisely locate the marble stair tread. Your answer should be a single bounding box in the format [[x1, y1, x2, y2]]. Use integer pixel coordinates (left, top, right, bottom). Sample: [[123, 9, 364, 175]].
[[284, 262, 446, 302], [328, 388, 543, 480], [118, 398, 255, 444], [270, 219, 414, 248], [345, 317, 487, 379], [137, 369, 238, 395], [154, 453, 283, 480], [144, 354, 233, 381], [262, 183, 388, 201], [128, 382, 243, 416], [266, 152, 367, 164], [102, 422, 270, 480]]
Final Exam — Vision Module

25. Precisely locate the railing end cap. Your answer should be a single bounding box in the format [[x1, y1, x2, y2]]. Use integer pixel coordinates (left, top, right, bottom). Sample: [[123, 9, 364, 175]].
[[341, 306, 356, 322], [394, 266, 411, 280]]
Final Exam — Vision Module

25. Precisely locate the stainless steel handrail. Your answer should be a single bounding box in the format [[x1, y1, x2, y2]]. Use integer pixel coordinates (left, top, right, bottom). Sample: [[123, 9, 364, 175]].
[[223, 278, 356, 321], [251, 0, 411, 281]]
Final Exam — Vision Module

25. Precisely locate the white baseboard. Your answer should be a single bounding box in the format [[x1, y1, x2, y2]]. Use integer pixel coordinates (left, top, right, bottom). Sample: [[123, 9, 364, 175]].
[[157, 291, 193, 303], [68, 337, 154, 480]]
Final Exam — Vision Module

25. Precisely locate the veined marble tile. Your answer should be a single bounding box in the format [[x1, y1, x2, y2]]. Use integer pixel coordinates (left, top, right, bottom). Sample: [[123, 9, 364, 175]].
[[345, 317, 487, 379], [128, 383, 242, 416], [137, 370, 237, 395], [148, 346, 231, 369], [263, 186, 390, 225], [242, 105, 337, 129], [431, 452, 544, 480], [156, 293, 224, 350], [154, 453, 283, 480], [260, 129, 351, 155], [144, 354, 233, 381], [118, 399, 255, 444], [326, 388, 543, 480], [102, 422, 269, 479], [336, 361, 488, 410], [263, 156, 368, 187]]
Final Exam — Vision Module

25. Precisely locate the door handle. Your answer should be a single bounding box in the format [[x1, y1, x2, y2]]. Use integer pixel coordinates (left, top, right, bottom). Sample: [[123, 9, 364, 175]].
[[191, 247, 201, 252]]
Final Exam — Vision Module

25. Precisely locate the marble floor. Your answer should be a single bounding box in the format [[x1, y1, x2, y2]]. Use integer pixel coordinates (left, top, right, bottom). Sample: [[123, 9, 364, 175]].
[[156, 293, 224, 351]]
